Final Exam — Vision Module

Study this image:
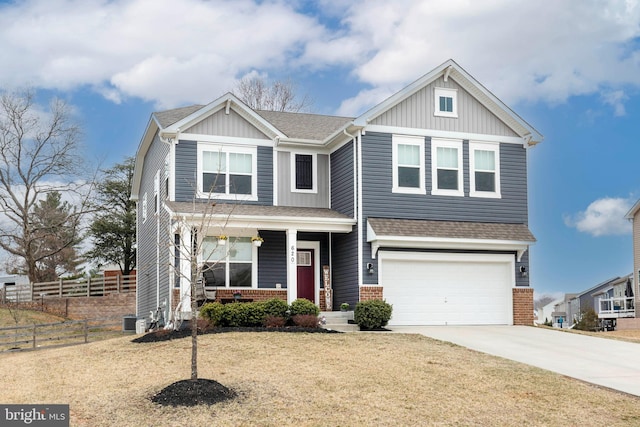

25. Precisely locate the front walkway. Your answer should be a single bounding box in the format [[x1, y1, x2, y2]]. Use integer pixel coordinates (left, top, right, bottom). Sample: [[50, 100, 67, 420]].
[[391, 325, 640, 397]]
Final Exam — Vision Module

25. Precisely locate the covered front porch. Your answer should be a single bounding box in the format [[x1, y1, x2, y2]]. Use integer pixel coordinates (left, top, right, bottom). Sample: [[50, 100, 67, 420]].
[[165, 202, 355, 317]]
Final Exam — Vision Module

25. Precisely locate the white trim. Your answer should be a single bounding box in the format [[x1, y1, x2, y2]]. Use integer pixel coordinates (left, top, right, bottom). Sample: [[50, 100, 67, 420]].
[[142, 192, 147, 223], [179, 133, 273, 147], [357, 130, 364, 289], [273, 148, 279, 206], [287, 229, 298, 304], [363, 124, 526, 145], [290, 152, 318, 194], [297, 241, 321, 305], [434, 87, 458, 118], [197, 143, 258, 201], [469, 141, 501, 199], [392, 134, 425, 195], [431, 138, 464, 197]]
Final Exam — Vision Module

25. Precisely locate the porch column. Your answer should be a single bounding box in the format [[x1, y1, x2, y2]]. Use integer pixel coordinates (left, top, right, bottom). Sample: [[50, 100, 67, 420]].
[[179, 226, 192, 314], [287, 229, 298, 304]]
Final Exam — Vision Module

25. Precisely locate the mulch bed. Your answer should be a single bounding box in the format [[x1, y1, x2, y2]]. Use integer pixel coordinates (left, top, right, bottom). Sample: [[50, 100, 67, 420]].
[[151, 379, 237, 407], [132, 325, 341, 344]]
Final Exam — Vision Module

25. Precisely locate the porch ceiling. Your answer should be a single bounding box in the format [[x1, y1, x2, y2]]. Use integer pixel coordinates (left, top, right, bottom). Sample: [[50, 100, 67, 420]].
[[165, 202, 355, 233]]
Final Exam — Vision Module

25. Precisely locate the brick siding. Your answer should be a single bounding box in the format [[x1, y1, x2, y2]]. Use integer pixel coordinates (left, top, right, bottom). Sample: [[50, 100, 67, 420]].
[[2, 293, 136, 320], [513, 287, 534, 325], [360, 285, 383, 301]]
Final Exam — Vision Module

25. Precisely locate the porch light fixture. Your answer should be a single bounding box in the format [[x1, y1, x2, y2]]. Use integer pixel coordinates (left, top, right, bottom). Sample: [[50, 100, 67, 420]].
[[367, 263, 374, 274], [519, 265, 527, 277]]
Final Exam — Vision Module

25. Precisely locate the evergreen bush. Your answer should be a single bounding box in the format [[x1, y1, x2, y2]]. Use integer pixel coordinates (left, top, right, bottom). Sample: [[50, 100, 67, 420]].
[[354, 299, 393, 330], [289, 298, 320, 316]]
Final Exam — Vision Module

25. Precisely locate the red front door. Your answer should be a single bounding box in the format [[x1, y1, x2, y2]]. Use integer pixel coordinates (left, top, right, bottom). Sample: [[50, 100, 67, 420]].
[[296, 249, 315, 302]]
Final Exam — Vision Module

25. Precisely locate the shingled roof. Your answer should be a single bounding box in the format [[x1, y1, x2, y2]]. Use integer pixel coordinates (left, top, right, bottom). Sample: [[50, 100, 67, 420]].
[[367, 217, 536, 242], [154, 105, 204, 128], [152, 102, 353, 141], [256, 110, 353, 140]]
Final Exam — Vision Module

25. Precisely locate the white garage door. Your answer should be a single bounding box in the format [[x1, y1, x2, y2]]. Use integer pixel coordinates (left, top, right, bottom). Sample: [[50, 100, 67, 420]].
[[380, 252, 514, 326]]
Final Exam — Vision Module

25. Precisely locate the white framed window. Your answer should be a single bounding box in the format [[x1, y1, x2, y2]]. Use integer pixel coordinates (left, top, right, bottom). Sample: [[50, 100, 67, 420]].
[[434, 88, 458, 118], [200, 237, 256, 288], [198, 144, 257, 200], [153, 170, 160, 214], [469, 142, 501, 198], [142, 192, 148, 222], [431, 138, 463, 197], [290, 152, 317, 193], [392, 134, 425, 194]]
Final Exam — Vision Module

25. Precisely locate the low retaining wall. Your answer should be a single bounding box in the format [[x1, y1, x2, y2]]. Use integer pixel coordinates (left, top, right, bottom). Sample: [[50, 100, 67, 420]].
[[616, 317, 640, 330], [2, 293, 136, 320]]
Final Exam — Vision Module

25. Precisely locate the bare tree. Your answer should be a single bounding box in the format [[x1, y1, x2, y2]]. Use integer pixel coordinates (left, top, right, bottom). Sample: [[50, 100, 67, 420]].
[[234, 76, 312, 112], [0, 89, 92, 283]]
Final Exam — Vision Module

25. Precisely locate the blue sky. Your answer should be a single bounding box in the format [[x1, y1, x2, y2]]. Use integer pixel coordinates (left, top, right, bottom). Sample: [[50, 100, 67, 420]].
[[1, 0, 639, 297]]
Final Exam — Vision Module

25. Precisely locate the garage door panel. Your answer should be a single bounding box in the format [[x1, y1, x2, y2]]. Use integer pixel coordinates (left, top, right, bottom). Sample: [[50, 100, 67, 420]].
[[381, 253, 513, 326]]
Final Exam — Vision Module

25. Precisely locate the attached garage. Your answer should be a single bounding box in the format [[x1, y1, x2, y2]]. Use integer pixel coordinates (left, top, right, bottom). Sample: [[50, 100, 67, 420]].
[[379, 252, 515, 326]]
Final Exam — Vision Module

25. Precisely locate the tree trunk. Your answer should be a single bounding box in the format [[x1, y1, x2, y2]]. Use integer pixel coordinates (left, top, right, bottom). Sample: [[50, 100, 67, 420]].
[[190, 257, 198, 381]]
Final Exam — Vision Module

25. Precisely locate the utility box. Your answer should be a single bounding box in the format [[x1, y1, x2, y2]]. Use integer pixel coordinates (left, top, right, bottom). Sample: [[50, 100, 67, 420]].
[[135, 319, 146, 334], [122, 315, 137, 332]]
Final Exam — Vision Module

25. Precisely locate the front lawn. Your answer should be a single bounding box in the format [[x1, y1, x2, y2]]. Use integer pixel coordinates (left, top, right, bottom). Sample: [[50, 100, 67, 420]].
[[1, 332, 639, 426]]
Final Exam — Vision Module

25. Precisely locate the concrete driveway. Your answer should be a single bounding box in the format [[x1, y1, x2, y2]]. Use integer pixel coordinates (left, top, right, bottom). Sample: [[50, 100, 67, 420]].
[[391, 325, 640, 397]]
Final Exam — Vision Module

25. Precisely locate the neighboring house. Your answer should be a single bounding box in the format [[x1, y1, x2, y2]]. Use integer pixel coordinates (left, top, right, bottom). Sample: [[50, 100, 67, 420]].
[[131, 59, 542, 326], [568, 275, 634, 325], [0, 274, 30, 302], [626, 200, 640, 315], [538, 298, 563, 325]]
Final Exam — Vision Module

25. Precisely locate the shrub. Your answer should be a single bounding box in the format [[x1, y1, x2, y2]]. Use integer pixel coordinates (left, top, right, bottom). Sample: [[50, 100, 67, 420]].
[[289, 298, 320, 316], [264, 315, 286, 328], [222, 302, 265, 327], [262, 298, 289, 318], [354, 299, 393, 330], [292, 314, 320, 328], [199, 302, 224, 327], [574, 308, 599, 331], [195, 318, 210, 332]]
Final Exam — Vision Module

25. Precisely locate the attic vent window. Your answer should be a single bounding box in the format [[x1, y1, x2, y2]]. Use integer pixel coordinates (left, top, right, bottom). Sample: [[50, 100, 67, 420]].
[[434, 88, 458, 118]]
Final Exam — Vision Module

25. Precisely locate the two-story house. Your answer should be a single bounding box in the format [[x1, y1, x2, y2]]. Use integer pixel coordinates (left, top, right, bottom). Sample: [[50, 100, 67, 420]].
[[131, 59, 542, 326]]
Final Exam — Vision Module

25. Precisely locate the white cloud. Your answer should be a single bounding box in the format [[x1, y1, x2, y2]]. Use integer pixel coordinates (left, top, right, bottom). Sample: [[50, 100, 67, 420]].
[[564, 197, 633, 236], [0, 0, 639, 114]]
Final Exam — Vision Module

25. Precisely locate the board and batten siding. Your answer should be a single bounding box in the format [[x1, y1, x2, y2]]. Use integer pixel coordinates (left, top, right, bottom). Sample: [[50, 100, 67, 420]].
[[330, 141, 355, 217], [137, 132, 171, 318], [276, 151, 329, 208], [184, 108, 270, 140], [370, 76, 519, 138], [174, 140, 273, 205]]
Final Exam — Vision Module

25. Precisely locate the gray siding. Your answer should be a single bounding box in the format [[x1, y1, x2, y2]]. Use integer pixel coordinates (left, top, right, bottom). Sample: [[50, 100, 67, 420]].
[[361, 132, 528, 223], [137, 132, 171, 318], [331, 230, 358, 309], [174, 140, 273, 205], [330, 142, 355, 216], [184, 108, 270, 140], [257, 230, 287, 288], [361, 131, 530, 286], [276, 151, 329, 208], [370, 76, 519, 137]]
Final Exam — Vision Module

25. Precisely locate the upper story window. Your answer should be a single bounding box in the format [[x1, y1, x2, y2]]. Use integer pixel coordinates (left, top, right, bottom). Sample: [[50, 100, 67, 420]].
[[198, 144, 257, 200], [434, 88, 458, 118], [153, 170, 160, 214], [142, 192, 148, 222], [469, 142, 501, 198], [431, 138, 463, 197], [291, 153, 317, 193], [392, 135, 425, 194]]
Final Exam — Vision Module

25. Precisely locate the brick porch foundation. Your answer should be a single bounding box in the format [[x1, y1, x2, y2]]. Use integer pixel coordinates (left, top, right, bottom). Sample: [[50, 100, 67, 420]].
[[360, 285, 383, 301]]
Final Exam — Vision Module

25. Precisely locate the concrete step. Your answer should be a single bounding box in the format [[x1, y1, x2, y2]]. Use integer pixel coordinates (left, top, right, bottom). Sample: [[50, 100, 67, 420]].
[[320, 310, 358, 332]]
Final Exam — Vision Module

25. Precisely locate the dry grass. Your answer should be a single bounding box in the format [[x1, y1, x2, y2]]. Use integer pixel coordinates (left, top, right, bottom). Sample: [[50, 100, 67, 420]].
[[542, 326, 640, 343], [2, 332, 640, 426]]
